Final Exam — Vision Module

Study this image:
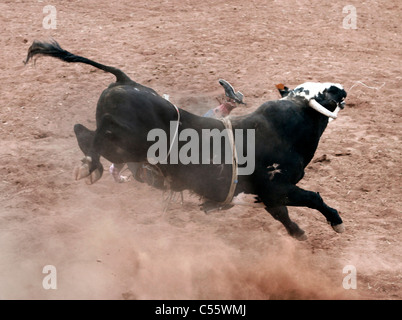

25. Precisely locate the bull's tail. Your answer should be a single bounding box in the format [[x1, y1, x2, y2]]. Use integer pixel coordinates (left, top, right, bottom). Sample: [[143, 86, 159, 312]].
[[24, 40, 132, 83]]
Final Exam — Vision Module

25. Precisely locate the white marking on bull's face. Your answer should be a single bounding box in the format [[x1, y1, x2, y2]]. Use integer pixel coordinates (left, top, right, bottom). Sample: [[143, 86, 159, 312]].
[[289, 82, 344, 100], [280, 82, 346, 120]]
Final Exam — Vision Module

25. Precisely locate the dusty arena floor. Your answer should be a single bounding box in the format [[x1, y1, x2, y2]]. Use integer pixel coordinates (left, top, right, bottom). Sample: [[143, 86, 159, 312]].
[[0, 0, 401, 299]]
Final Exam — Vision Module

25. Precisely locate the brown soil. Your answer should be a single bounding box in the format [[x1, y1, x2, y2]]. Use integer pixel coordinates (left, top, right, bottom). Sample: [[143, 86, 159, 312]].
[[0, 0, 400, 299]]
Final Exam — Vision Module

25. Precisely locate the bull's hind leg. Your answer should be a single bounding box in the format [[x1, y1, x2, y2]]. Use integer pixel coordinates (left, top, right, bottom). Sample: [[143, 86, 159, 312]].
[[266, 206, 307, 240], [73, 124, 104, 184]]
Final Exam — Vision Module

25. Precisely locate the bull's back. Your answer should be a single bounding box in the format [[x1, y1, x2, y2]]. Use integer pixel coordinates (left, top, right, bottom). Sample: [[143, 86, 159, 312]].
[[236, 100, 322, 181]]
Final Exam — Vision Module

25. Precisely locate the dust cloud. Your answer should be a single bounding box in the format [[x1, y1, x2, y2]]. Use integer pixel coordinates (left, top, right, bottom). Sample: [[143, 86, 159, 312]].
[[0, 184, 355, 299]]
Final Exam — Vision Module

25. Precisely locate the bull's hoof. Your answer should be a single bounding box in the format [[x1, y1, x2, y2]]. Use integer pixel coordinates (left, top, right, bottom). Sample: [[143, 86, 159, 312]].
[[289, 228, 307, 241], [331, 223, 345, 233], [287, 221, 307, 241], [85, 168, 103, 185], [73, 156, 103, 185], [74, 156, 92, 180], [294, 231, 308, 241]]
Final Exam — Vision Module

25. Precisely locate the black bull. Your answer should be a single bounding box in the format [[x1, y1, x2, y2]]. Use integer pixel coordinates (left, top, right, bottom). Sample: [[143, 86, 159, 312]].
[[25, 40, 346, 240]]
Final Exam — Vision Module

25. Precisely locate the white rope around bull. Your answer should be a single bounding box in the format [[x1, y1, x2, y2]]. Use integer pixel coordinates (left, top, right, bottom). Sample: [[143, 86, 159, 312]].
[[219, 116, 239, 206], [160, 99, 182, 213]]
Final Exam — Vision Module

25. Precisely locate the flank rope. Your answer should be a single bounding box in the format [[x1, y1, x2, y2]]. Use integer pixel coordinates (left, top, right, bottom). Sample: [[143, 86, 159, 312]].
[[219, 117, 238, 206]]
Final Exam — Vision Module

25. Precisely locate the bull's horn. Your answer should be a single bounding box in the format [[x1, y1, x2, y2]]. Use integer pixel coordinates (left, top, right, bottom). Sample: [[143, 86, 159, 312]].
[[328, 106, 341, 122], [309, 99, 338, 119]]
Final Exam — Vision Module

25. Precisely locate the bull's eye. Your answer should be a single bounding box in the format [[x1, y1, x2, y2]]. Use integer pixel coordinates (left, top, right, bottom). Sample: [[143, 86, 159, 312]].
[[329, 100, 338, 108]]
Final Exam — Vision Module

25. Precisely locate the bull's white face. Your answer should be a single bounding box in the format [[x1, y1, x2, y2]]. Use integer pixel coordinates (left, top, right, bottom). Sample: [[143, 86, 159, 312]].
[[291, 82, 344, 101], [282, 82, 347, 120]]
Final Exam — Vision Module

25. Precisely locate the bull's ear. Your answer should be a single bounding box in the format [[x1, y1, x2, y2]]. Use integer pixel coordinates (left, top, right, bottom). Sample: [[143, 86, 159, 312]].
[[276, 83, 285, 90], [276, 83, 290, 97]]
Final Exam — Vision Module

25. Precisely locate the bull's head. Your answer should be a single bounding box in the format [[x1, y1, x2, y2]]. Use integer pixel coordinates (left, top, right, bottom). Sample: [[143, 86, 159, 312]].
[[278, 82, 347, 119]]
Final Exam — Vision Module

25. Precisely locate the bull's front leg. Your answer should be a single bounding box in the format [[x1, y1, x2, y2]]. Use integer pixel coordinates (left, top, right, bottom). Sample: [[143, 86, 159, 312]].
[[73, 124, 104, 184], [255, 170, 344, 235], [284, 186, 345, 233]]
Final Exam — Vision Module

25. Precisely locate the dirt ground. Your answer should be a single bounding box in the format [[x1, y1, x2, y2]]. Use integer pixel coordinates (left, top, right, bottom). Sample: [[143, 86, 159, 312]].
[[0, 0, 400, 300]]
